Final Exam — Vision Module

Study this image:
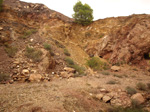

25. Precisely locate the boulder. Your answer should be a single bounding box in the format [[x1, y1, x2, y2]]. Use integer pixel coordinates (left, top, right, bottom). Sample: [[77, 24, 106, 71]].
[[64, 67, 75, 73], [29, 74, 42, 82], [60, 71, 73, 78], [103, 95, 112, 103], [95, 94, 104, 100], [111, 66, 121, 72], [22, 69, 29, 75], [131, 93, 145, 105]]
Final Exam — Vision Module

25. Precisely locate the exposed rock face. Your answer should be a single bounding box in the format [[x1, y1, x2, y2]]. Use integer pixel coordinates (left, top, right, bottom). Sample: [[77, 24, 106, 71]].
[[86, 15, 150, 65]]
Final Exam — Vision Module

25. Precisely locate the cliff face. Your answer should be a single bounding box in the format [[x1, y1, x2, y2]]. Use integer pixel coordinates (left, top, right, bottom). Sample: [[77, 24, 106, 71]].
[[86, 15, 150, 65], [0, 0, 150, 76]]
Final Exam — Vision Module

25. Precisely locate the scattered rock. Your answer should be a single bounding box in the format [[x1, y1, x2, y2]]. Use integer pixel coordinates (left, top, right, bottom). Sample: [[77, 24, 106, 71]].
[[111, 66, 121, 72], [60, 71, 73, 78], [22, 69, 29, 75], [64, 67, 75, 73], [29, 74, 42, 82], [0, 27, 3, 30], [95, 94, 104, 100], [103, 95, 112, 103], [131, 93, 145, 105]]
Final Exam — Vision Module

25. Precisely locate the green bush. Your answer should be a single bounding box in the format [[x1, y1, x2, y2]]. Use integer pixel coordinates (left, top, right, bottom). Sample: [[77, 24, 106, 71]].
[[136, 82, 147, 91], [65, 57, 75, 65], [64, 49, 70, 56], [65, 57, 85, 76], [25, 46, 43, 62], [87, 57, 109, 70], [0, 73, 9, 82], [126, 86, 137, 95], [19, 29, 37, 39], [72, 1, 93, 25], [5, 46, 18, 57], [43, 43, 51, 51], [0, 0, 3, 12]]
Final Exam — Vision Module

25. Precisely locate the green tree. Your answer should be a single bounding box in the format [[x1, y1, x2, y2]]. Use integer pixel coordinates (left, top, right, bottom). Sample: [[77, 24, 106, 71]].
[[72, 1, 93, 25], [0, 0, 3, 12]]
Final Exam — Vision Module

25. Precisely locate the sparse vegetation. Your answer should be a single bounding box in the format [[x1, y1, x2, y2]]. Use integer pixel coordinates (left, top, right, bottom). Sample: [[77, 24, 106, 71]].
[[0, 0, 3, 12], [133, 68, 138, 71], [126, 86, 137, 95], [87, 57, 109, 70], [65, 57, 85, 76], [136, 82, 147, 91], [64, 48, 70, 56], [5, 46, 18, 57], [106, 80, 118, 85], [0, 73, 9, 82], [43, 43, 51, 51], [25, 46, 43, 62], [113, 74, 123, 78], [99, 34, 104, 38], [72, 1, 93, 25], [19, 29, 37, 39], [65, 57, 75, 65], [85, 32, 91, 37], [108, 106, 148, 112], [101, 71, 110, 75]]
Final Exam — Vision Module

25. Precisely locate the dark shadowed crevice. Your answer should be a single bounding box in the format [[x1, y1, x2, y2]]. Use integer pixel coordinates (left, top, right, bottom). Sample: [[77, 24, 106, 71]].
[[144, 53, 150, 60]]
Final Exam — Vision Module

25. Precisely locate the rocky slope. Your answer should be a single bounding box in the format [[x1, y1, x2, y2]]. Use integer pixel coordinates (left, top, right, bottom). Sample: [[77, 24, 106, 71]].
[[0, 0, 150, 82], [0, 0, 150, 111]]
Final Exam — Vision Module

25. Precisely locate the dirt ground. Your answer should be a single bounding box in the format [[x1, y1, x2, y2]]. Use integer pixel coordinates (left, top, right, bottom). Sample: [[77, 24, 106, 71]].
[[0, 67, 150, 112]]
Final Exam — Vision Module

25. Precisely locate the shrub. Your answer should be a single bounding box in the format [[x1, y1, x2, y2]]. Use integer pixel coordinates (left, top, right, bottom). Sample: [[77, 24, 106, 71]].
[[0, 73, 9, 82], [43, 43, 51, 51], [126, 86, 137, 95], [71, 64, 85, 76], [65, 57, 74, 65], [106, 80, 118, 85], [113, 74, 123, 78], [136, 82, 147, 91], [19, 29, 37, 39], [64, 49, 70, 56], [5, 46, 18, 57], [65, 57, 85, 76], [25, 46, 43, 62], [72, 1, 93, 25], [87, 57, 109, 70]]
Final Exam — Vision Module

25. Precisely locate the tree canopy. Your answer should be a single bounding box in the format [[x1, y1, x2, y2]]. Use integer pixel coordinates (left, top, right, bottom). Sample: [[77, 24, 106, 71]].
[[72, 1, 93, 25]]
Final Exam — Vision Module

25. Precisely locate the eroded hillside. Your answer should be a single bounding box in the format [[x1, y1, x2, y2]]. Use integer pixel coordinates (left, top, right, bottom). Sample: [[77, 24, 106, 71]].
[[0, 0, 150, 112]]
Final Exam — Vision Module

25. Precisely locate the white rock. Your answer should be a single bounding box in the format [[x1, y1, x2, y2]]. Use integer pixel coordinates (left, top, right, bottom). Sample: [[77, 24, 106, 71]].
[[22, 69, 29, 75]]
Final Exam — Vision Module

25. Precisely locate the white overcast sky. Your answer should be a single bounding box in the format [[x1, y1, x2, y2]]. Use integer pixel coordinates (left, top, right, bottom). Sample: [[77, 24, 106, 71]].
[[20, 0, 150, 20]]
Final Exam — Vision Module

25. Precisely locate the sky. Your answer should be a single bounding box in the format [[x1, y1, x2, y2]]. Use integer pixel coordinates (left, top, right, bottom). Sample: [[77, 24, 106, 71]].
[[20, 0, 150, 20]]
